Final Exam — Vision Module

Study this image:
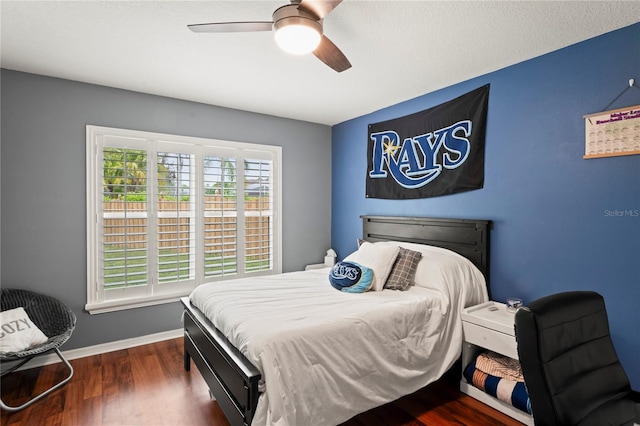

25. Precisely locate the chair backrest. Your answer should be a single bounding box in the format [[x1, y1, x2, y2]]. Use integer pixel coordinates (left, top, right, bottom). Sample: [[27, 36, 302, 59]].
[[1, 288, 76, 339], [514, 291, 634, 426]]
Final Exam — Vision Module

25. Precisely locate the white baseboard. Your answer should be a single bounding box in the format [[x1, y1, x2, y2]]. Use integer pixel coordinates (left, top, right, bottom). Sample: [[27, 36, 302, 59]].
[[11, 328, 183, 371]]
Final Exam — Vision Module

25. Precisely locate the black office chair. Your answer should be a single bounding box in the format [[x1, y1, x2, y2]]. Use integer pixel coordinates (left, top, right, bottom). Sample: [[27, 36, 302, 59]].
[[1, 288, 76, 412], [514, 291, 639, 425]]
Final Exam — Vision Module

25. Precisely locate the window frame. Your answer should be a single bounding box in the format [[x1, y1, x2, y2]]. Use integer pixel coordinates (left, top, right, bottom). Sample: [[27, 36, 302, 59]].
[[86, 125, 282, 314]]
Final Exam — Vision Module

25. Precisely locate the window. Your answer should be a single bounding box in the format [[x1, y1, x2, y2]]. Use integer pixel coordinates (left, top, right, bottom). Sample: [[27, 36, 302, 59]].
[[86, 126, 281, 314]]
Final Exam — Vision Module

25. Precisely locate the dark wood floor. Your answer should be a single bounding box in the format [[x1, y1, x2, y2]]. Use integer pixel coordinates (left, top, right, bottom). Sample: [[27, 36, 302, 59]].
[[1, 338, 523, 425]]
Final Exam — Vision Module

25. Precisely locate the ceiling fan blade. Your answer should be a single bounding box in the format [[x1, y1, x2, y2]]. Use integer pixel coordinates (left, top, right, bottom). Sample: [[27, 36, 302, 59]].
[[188, 21, 273, 33], [297, 0, 343, 20], [313, 35, 351, 72]]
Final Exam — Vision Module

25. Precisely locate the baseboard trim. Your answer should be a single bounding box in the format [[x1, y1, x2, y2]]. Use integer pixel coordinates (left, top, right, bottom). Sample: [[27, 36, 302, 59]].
[[13, 328, 183, 371]]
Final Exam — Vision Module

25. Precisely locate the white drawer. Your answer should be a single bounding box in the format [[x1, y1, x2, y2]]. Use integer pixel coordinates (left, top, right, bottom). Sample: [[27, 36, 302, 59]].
[[463, 321, 519, 359]]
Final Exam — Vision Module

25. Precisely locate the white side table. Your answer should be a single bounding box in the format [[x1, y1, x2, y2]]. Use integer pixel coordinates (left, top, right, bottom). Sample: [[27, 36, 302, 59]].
[[304, 263, 329, 270], [460, 301, 533, 425]]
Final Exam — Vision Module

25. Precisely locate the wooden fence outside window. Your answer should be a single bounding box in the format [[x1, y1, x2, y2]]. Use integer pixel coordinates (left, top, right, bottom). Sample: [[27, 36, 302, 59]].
[[103, 196, 271, 253]]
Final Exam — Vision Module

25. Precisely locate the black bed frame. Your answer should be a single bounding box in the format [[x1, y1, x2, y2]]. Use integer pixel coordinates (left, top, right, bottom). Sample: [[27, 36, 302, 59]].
[[182, 216, 491, 426]]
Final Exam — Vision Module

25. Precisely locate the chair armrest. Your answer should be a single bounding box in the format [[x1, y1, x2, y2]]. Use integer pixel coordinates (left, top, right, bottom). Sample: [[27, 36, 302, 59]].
[[632, 390, 640, 426]]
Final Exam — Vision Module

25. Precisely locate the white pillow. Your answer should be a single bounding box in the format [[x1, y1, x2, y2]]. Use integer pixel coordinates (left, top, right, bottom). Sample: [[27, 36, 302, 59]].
[[343, 241, 400, 291], [0, 307, 49, 354], [370, 241, 485, 291]]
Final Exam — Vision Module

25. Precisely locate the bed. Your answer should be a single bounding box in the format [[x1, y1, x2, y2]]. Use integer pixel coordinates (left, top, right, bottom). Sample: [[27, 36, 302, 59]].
[[182, 215, 491, 426]]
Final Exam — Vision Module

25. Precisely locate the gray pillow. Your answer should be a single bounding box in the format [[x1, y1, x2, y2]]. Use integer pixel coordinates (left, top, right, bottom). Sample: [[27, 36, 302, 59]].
[[384, 247, 423, 291]]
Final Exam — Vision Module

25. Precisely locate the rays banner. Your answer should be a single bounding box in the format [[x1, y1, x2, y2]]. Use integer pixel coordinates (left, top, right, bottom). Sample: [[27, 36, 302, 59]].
[[366, 85, 489, 199]]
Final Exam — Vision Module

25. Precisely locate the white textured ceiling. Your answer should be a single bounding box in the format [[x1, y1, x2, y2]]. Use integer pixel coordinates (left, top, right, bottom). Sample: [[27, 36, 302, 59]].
[[2, 1, 639, 125]]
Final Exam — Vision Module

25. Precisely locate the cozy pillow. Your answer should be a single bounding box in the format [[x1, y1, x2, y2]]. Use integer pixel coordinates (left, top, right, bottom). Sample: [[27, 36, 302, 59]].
[[384, 247, 423, 290], [0, 307, 49, 354], [329, 261, 374, 293], [343, 241, 400, 291]]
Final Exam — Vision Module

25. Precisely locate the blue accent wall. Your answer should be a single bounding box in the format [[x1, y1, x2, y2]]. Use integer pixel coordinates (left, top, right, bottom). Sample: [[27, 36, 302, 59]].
[[332, 23, 640, 386]]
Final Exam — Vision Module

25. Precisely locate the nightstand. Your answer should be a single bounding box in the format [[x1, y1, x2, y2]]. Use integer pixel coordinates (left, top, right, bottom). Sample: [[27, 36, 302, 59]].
[[304, 263, 329, 270], [460, 301, 533, 425]]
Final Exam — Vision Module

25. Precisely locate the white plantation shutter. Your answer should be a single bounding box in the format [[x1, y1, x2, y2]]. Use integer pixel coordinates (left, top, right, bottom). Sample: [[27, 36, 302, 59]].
[[86, 126, 281, 314], [244, 158, 273, 272], [157, 150, 196, 287], [102, 147, 149, 290], [203, 155, 238, 277]]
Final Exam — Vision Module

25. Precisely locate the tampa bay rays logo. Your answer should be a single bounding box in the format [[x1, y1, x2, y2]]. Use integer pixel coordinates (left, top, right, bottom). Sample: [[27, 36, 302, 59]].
[[331, 263, 361, 280], [369, 120, 472, 189]]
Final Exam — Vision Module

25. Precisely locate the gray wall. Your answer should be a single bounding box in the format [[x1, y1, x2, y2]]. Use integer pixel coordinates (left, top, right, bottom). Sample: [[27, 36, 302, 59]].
[[1, 69, 332, 350]]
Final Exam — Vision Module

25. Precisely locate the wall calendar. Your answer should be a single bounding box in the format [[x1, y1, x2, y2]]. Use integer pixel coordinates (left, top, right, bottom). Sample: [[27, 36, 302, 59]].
[[584, 104, 640, 159]]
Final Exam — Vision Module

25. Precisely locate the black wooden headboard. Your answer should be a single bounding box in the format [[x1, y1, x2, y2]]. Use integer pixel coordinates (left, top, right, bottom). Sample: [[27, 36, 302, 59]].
[[361, 215, 491, 296]]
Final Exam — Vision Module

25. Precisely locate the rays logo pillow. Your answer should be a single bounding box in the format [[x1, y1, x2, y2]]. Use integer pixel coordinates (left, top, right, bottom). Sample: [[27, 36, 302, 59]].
[[329, 261, 373, 293]]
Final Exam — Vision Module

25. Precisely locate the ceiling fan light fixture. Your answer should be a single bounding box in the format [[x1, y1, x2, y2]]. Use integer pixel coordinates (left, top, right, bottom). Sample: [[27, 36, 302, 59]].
[[272, 4, 322, 55], [275, 22, 321, 55]]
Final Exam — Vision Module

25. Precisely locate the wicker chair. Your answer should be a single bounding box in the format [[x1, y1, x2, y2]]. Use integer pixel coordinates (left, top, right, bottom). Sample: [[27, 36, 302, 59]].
[[1, 288, 76, 412]]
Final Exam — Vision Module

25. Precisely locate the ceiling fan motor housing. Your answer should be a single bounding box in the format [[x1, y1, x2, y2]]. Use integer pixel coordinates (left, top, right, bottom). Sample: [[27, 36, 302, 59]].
[[272, 4, 323, 35]]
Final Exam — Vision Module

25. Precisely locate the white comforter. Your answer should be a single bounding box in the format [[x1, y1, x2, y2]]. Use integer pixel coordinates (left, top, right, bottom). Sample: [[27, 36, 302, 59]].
[[190, 263, 486, 426]]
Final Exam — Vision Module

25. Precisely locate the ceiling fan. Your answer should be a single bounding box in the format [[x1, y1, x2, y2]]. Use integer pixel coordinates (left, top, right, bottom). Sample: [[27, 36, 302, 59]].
[[188, 0, 351, 73]]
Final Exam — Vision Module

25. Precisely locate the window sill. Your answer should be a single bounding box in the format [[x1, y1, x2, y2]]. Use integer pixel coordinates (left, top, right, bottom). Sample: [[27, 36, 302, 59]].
[[85, 292, 187, 315]]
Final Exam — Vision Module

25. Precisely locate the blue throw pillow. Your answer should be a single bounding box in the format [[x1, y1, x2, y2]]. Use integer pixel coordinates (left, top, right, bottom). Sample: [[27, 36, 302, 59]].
[[329, 261, 373, 293]]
